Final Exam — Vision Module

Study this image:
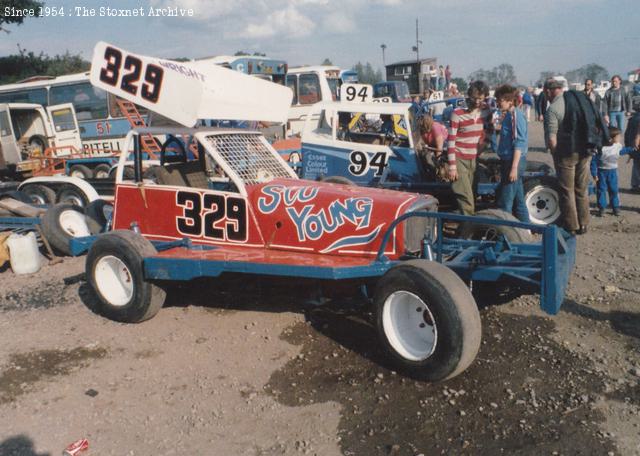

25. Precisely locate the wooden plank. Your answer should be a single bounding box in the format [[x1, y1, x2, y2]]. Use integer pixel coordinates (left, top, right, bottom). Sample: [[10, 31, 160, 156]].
[[0, 198, 45, 217]]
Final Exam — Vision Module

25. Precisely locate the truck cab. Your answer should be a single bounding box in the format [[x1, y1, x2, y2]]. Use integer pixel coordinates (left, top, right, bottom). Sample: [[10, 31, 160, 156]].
[[0, 102, 82, 176]]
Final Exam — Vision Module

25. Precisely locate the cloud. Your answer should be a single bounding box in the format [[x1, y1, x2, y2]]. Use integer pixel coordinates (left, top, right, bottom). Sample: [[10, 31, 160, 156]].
[[244, 5, 316, 38]]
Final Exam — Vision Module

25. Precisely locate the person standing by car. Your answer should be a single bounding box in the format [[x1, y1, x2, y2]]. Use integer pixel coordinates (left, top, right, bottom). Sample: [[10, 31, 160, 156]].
[[584, 79, 604, 116], [447, 80, 491, 215], [625, 101, 640, 192], [604, 75, 631, 130], [494, 85, 530, 222], [522, 87, 534, 122], [445, 64, 452, 88]]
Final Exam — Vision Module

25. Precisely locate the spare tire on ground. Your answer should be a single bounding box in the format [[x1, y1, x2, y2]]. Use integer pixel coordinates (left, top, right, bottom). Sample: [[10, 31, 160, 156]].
[[40, 203, 91, 256]]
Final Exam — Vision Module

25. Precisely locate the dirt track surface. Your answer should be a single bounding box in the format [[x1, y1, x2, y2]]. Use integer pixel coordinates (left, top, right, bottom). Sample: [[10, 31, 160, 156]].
[[1, 121, 639, 455]]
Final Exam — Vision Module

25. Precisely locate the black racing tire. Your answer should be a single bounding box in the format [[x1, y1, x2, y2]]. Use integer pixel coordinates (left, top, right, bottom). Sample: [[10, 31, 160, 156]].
[[56, 184, 90, 207], [85, 199, 113, 234], [374, 259, 481, 382], [68, 164, 92, 179], [320, 176, 355, 186], [40, 203, 91, 256], [28, 134, 48, 154], [21, 184, 57, 205], [457, 208, 533, 243], [93, 164, 112, 179], [524, 177, 561, 225], [0, 190, 34, 204], [86, 230, 166, 323]]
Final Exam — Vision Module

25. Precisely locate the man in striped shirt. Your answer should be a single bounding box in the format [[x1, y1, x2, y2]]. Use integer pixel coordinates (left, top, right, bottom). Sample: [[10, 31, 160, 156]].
[[447, 80, 491, 215]]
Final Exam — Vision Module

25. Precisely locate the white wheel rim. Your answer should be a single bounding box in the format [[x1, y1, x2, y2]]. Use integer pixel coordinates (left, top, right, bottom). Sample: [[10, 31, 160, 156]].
[[94, 255, 133, 306], [526, 185, 560, 225], [382, 290, 437, 361], [59, 210, 91, 237], [29, 193, 47, 205], [95, 170, 109, 179], [71, 170, 86, 179], [60, 194, 84, 206]]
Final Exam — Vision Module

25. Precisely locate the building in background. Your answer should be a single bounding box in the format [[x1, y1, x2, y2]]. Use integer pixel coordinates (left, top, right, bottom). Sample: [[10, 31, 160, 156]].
[[385, 58, 437, 95]]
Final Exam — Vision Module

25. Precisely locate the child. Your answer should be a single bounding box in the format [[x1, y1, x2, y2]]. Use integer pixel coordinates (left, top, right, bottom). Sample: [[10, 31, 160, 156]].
[[494, 84, 530, 222], [591, 127, 638, 216]]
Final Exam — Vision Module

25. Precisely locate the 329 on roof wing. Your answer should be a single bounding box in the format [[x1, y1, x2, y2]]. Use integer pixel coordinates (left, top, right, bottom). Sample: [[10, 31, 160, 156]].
[[89, 41, 293, 127]]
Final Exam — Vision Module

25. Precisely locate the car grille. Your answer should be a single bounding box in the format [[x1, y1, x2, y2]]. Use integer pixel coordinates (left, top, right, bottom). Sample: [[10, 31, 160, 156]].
[[404, 197, 438, 254]]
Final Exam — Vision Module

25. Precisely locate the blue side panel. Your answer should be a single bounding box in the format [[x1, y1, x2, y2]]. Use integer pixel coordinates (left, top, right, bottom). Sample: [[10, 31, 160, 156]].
[[143, 257, 392, 281], [541, 227, 576, 315]]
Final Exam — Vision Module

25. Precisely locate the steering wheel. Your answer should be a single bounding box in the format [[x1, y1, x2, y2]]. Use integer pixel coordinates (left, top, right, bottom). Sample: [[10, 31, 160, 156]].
[[160, 136, 187, 166]]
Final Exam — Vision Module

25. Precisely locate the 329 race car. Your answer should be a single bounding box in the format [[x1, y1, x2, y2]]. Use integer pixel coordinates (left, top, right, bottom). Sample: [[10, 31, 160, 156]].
[[70, 42, 575, 382]]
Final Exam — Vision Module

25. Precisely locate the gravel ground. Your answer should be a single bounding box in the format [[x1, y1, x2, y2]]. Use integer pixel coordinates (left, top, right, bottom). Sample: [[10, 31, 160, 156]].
[[0, 120, 638, 456]]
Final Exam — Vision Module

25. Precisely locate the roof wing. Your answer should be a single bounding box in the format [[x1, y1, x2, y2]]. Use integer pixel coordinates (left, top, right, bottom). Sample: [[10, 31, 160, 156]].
[[90, 41, 293, 127]]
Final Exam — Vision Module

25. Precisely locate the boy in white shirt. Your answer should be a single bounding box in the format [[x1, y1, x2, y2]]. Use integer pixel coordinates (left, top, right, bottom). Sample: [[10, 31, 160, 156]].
[[590, 127, 638, 216]]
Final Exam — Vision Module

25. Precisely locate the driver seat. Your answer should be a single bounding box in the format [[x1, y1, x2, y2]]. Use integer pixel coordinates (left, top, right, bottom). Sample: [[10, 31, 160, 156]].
[[155, 161, 208, 188]]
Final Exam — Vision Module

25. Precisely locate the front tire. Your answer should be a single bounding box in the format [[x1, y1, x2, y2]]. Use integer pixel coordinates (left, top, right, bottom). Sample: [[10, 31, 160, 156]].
[[56, 184, 89, 207], [86, 230, 166, 323], [374, 260, 481, 382]]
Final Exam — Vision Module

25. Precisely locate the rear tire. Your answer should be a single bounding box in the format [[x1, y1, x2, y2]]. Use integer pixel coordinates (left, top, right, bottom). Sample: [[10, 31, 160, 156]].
[[56, 184, 89, 207], [374, 260, 481, 382], [457, 208, 533, 243], [524, 177, 561, 225], [40, 203, 91, 256], [69, 164, 92, 179], [86, 230, 166, 323], [21, 184, 57, 205]]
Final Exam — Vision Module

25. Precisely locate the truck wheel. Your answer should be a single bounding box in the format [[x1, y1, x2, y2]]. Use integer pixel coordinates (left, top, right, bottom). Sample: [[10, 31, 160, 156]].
[[457, 209, 533, 243], [524, 177, 560, 225], [56, 184, 89, 207], [85, 199, 113, 234], [69, 164, 92, 179], [86, 230, 166, 323], [320, 176, 355, 185], [22, 184, 57, 205], [41, 203, 91, 256], [374, 259, 481, 381], [93, 164, 111, 179]]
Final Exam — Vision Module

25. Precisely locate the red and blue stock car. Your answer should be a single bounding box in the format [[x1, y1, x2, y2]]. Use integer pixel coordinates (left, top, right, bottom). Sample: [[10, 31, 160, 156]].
[[72, 125, 576, 382]]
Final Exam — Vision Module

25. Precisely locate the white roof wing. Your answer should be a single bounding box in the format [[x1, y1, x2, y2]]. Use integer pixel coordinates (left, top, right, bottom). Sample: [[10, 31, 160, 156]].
[[90, 41, 293, 127]]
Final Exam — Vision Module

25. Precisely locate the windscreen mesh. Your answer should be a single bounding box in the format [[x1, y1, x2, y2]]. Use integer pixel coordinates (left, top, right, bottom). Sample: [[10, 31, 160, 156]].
[[205, 134, 293, 185]]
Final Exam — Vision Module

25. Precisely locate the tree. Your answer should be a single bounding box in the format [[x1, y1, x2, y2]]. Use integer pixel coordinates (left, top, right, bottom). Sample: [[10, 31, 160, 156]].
[[450, 77, 468, 93], [469, 63, 517, 87], [234, 50, 250, 56], [353, 61, 383, 84], [0, 50, 90, 84], [565, 64, 609, 84], [0, 0, 44, 33], [536, 71, 557, 86], [321, 58, 333, 66]]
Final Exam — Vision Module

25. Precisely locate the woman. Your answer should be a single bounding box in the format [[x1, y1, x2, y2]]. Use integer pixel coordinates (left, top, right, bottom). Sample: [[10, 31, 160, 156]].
[[419, 114, 448, 158]]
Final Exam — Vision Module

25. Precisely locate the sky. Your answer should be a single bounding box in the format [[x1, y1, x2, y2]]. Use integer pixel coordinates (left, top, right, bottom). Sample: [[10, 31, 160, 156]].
[[1, 0, 638, 84]]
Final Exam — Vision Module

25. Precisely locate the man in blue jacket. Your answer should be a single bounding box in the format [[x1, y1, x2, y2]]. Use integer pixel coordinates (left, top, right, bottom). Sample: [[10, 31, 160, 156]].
[[495, 84, 530, 222]]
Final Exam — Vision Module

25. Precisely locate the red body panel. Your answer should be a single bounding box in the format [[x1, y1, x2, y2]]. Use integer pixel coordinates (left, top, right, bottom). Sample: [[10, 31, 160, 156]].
[[112, 178, 426, 260]]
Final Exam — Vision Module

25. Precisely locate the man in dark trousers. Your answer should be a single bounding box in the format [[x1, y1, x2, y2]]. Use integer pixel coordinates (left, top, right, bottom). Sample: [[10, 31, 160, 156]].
[[545, 80, 608, 234]]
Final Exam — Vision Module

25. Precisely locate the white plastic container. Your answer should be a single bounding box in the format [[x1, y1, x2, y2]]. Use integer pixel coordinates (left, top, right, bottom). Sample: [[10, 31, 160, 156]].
[[7, 232, 42, 275]]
